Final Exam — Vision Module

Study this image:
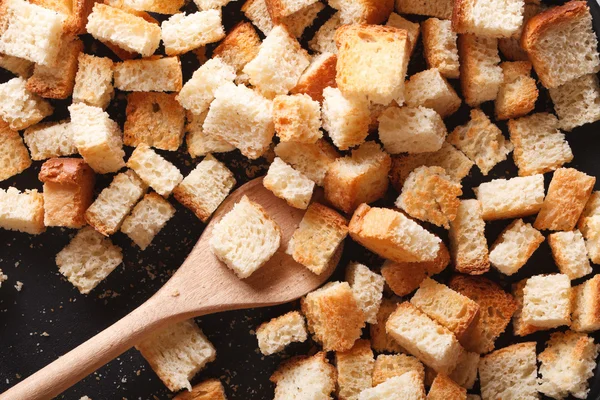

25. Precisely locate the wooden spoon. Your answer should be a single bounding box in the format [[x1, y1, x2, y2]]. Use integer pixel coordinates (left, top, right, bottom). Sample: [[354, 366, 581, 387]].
[[1, 177, 341, 400]]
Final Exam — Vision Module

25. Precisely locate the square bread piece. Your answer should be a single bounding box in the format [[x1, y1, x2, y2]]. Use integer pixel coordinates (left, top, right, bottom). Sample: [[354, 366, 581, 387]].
[[321, 87, 370, 150], [370, 299, 405, 353], [55, 227, 123, 294], [265, 0, 319, 20], [478, 342, 538, 400], [535, 168, 595, 231], [328, 0, 393, 24], [378, 106, 447, 155], [287, 202, 347, 274], [386, 302, 463, 374], [335, 24, 408, 105], [458, 35, 503, 107], [404, 69, 461, 118], [23, 121, 77, 161], [345, 262, 385, 325], [495, 61, 538, 121], [474, 174, 545, 220], [372, 354, 424, 387], [448, 199, 489, 275], [161, 10, 225, 56], [549, 73, 600, 132], [263, 157, 315, 209], [213, 21, 261, 77], [335, 339, 374, 400], [396, 0, 453, 19], [0, 187, 44, 234], [280, 2, 325, 39], [185, 111, 235, 158], [508, 113, 573, 177], [452, 0, 524, 38], [0, 53, 33, 77], [387, 13, 420, 55], [120, 192, 175, 250], [421, 18, 459, 79], [427, 374, 466, 400], [124, 92, 185, 151], [85, 170, 146, 236], [0, 0, 65, 66], [579, 191, 600, 236], [497, 2, 542, 61], [548, 230, 592, 280], [360, 371, 426, 400], [0, 122, 31, 182], [120, 0, 185, 14], [522, 274, 571, 328], [511, 279, 542, 337], [73, 54, 114, 109], [0, 77, 53, 131], [114, 57, 183, 92], [172, 379, 226, 400], [522, 1, 599, 89], [308, 12, 341, 54], [173, 154, 236, 223], [273, 94, 322, 144], [572, 274, 600, 332], [241, 0, 273, 35], [448, 351, 479, 389], [136, 319, 216, 392], [209, 195, 281, 278], [274, 140, 339, 187], [448, 109, 512, 175], [349, 204, 442, 263], [538, 330, 600, 399], [301, 281, 365, 352], [324, 141, 391, 214], [270, 352, 336, 400], [256, 311, 307, 356], [290, 52, 338, 103], [203, 82, 274, 160], [39, 158, 95, 229], [126, 144, 183, 197], [489, 219, 544, 276]]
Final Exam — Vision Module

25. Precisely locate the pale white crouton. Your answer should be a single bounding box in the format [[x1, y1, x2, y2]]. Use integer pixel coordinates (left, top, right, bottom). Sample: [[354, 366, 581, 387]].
[[404, 69, 462, 118], [263, 157, 314, 209], [489, 219, 544, 276], [308, 12, 341, 54], [185, 111, 235, 158], [0, 187, 44, 234], [474, 174, 545, 220], [448, 199, 489, 275], [378, 106, 447, 154], [421, 18, 459, 79], [121, 192, 175, 250], [336, 340, 375, 400], [523, 274, 571, 328], [0, 122, 31, 181], [161, 10, 225, 56], [452, 0, 524, 38], [321, 87, 370, 150], [548, 230, 592, 280], [114, 57, 182, 92], [270, 352, 336, 400], [458, 34, 503, 107], [273, 94, 322, 144], [72, 54, 114, 110], [0, 77, 53, 130], [359, 372, 425, 400], [274, 139, 338, 186], [126, 144, 183, 197], [550, 74, 600, 132], [256, 311, 307, 356], [345, 262, 384, 325]]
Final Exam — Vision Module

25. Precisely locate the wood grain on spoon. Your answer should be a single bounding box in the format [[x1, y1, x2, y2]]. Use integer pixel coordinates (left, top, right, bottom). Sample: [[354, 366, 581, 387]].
[[1, 177, 341, 400]]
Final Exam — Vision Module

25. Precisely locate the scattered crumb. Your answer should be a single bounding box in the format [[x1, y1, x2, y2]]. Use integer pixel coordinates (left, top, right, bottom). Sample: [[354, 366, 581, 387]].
[[41, 332, 49, 337], [0, 270, 7, 287], [14, 281, 23, 292]]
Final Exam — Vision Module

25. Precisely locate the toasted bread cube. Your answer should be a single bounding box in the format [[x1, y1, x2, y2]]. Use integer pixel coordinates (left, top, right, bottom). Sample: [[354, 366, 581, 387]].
[[405, 69, 461, 118], [172, 379, 226, 400], [448, 199, 489, 275], [55, 227, 122, 293], [335, 24, 408, 105], [573, 275, 600, 332], [73, 54, 114, 109], [549, 73, 600, 131], [370, 299, 405, 353], [120, 192, 175, 250], [448, 275, 517, 354], [539, 331, 600, 399], [452, 0, 524, 38], [495, 61, 538, 120], [548, 230, 592, 280], [397, 0, 452, 19], [213, 22, 261, 79], [421, 18, 459, 79], [0, 187, 44, 234], [86, 3, 161, 57], [448, 109, 512, 175], [39, 158, 95, 229], [127, 144, 182, 197], [243, 0, 322, 38], [458, 35, 503, 106], [0, 122, 31, 182], [321, 87, 370, 150], [241, 0, 274, 35], [264, 157, 314, 209], [328, 0, 392, 24], [308, 12, 341, 54], [0, 0, 65, 66], [114, 57, 182, 92], [335, 339, 374, 400], [497, 2, 542, 61], [122, 0, 184, 14], [136, 320, 216, 392], [448, 351, 479, 389], [193, 0, 231, 11], [274, 139, 338, 186], [302, 281, 365, 351], [579, 192, 600, 237], [273, 94, 322, 144], [522, 1, 599, 88], [85, 170, 146, 236], [0, 53, 33, 77], [386, 13, 420, 55], [511, 279, 542, 337], [428, 374, 466, 400], [271, 352, 336, 400], [256, 311, 307, 356], [23, 121, 77, 161], [265, 0, 319, 19], [0, 77, 53, 130], [161, 10, 225, 56], [522, 274, 571, 328], [360, 371, 425, 400], [478, 342, 538, 400], [185, 111, 235, 158], [281, 2, 324, 38], [372, 354, 424, 387], [290, 52, 337, 103], [346, 263, 385, 324], [508, 113, 573, 176], [474, 174, 545, 220], [30, 0, 98, 34], [489, 219, 544, 276], [379, 106, 447, 154]]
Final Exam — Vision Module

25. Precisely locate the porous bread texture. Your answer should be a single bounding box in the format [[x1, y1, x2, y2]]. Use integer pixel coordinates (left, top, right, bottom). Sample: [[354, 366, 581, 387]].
[[370, 299, 405, 353], [321, 87, 370, 150], [448, 199, 489, 275], [495, 61, 538, 120], [273, 94, 322, 144], [280, 1, 324, 38], [396, 0, 453, 19], [478, 342, 539, 400], [185, 111, 235, 158], [301, 281, 365, 352], [396, 166, 462, 229], [448, 109, 512, 175], [345, 263, 384, 324], [241, 0, 273, 35], [121, 192, 175, 250], [263, 157, 315, 209], [489, 219, 544, 276], [173, 154, 236, 223], [309, 12, 341, 54], [270, 352, 336, 400], [256, 311, 307, 355], [161, 10, 225, 56], [427, 373, 466, 400], [242, 0, 322, 38], [136, 320, 216, 392], [538, 330, 600, 399], [290, 52, 337, 103], [452, 0, 524, 38], [23, 120, 77, 161], [213, 21, 261, 77], [511, 279, 542, 337], [522, 274, 571, 328], [328, 0, 393, 24], [0, 77, 53, 130], [335, 339, 374, 400], [474, 174, 545, 220], [86, 3, 161, 57], [404, 69, 461, 118], [572, 275, 600, 332], [126, 144, 183, 197], [324, 141, 391, 213], [521, 1, 600, 88], [264, 0, 319, 19], [448, 350, 479, 389], [0, 53, 33, 77], [549, 73, 600, 131], [548, 230, 592, 280], [84, 170, 146, 236], [378, 106, 447, 154], [421, 18, 460, 79], [172, 379, 226, 400], [359, 371, 426, 400], [114, 57, 182, 92], [498, 2, 542, 61], [508, 112, 573, 176], [209, 195, 281, 278], [579, 191, 600, 237], [458, 34, 503, 107], [32, 0, 108, 35], [372, 354, 424, 387], [0, 187, 44, 234], [203, 82, 274, 160], [274, 140, 339, 186], [73, 54, 114, 109], [0, 122, 31, 181], [123, 0, 184, 14], [194, 0, 231, 11], [386, 13, 420, 54]]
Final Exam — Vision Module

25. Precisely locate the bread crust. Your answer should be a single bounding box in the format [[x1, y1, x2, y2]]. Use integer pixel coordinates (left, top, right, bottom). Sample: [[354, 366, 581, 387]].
[[428, 373, 466, 400], [172, 379, 226, 400], [0, 121, 31, 181], [290, 53, 337, 103], [213, 22, 261, 73]]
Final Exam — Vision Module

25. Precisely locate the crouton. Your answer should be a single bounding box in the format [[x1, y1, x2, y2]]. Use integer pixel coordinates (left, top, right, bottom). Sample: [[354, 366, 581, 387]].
[[346, 263, 384, 324], [548, 230, 592, 280], [372, 354, 425, 387], [263, 157, 315, 209], [427, 374, 466, 400], [359, 371, 426, 400], [172, 379, 226, 400], [370, 299, 405, 353], [404, 69, 461, 118], [495, 61, 538, 120], [241, 0, 273, 35], [0, 54, 33, 77], [387, 13, 420, 55], [474, 174, 545, 220], [458, 35, 503, 107], [193, 0, 231, 11], [72, 54, 114, 109], [421, 18, 459, 79], [265, 0, 319, 19], [301, 281, 365, 351], [23, 121, 76, 161], [497, 2, 542, 61], [0, 77, 53, 130], [0, 122, 31, 182], [448, 351, 479, 389], [522, 1, 600, 88], [274, 140, 338, 186], [290, 52, 337, 103], [38, 158, 95, 229], [379, 106, 447, 154], [579, 191, 600, 237], [328, 0, 392, 24], [256, 311, 307, 355], [0, 187, 44, 234], [122, 0, 184, 14], [549, 73, 600, 131], [572, 275, 600, 332], [270, 352, 336, 400], [523, 274, 572, 329], [452, 0, 524, 37], [396, 0, 452, 19], [213, 22, 261, 79], [30, 0, 97, 34], [280, 2, 324, 38], [161, 10, 225, 56], [308, 12, 341, 54], [511, 279, 542, 337], [321, 87, 370, 150], [273, 94, 321, 144], [114, 57, 182, 92], [185, 111, 235, 158], [120, 192, 175, 250], [448, 199, 489, 275], [336, 339, 374, 400], [489, 219, 544, 275], [55, 227, 123, 293], [126, 144, 182, 197]]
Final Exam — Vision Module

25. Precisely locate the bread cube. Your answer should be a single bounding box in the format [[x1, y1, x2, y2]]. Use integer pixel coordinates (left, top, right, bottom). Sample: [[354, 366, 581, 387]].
[[550, 73, 600, 131], [458, 35, 503, 106], [114, 57, 182, 92], [29, 0, 100, 34], [478, 342, 538, 400], [379, 106, 447, 154], [573, 275, 600, 332], [241, 0, 273, 35], [86, 3, 161, 57], [397, 0, 452, 18], [448, 199, 489, 275], [321, 87, 370, 150], [203, 82, 274, 160], [213, 22, 261, 78], [120, 192, 175, 250], [126, 144, 183, 197], [290, 52, 337, 103], [301, 281, 365, 351], [489, 219, 544, 276], [511, 279, 542, 337], [280, 2, 324, 38], [475, 174, 545, 220], [256, 311, 307, 356], [265, 0, 319, 19], [73, 54, 114, 109], [273, 94, 321, 144], [0, 122, 31, 182], [0, 77, 53, 130], [372, 354, 424, 387], [522, 274, 571, 328], [405, 69, 461, 118], [538, 331, 600, 399], [68, 103, 126, 174], [428, 374, 466, 400], [121, 0, 184, 14], [136, 320, 216, 392], [193, 0, 230, 11], [274, 139, 338, 186], [172, 379, 226, 400], [185, 111, 235, 158], [360, 371, 425, 400], [421, 18, 459, 79], [370, 299, 405, 353], [0, 53, 33, 77], [161, 10, 225, 56], [497, 2, 542, 61], [548, 230, 592, 280], [308, 12, 341, 54], [263, 158, 314, 209], [23, 121, 77, 161], [448, 351, 479, 389], [270, 352, 336, 400], [335, 339, 374, 400], [579, 191, 600, 237], [0, 0, 65, 66], [328, 0, 392, 24], [0, 187, 44, 234], [386, 13, 420, 55], [452, 0, 524, 37], [495, 61, 538, 120], [335, 24, 408, 105], [345, 263, 384, 324], [55, 227, 123, 293]]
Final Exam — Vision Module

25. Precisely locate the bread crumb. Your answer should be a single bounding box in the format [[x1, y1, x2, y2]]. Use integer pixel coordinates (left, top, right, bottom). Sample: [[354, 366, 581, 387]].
[[14, 281, 23, 291]]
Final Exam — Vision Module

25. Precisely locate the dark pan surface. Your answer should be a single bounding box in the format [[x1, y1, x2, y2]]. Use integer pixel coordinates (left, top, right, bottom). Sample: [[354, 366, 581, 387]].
[[2, 0, 600, 398]]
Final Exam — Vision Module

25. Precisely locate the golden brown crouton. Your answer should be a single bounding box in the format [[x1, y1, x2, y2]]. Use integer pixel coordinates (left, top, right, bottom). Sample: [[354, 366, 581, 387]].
[[427, 374, 466, 400]]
